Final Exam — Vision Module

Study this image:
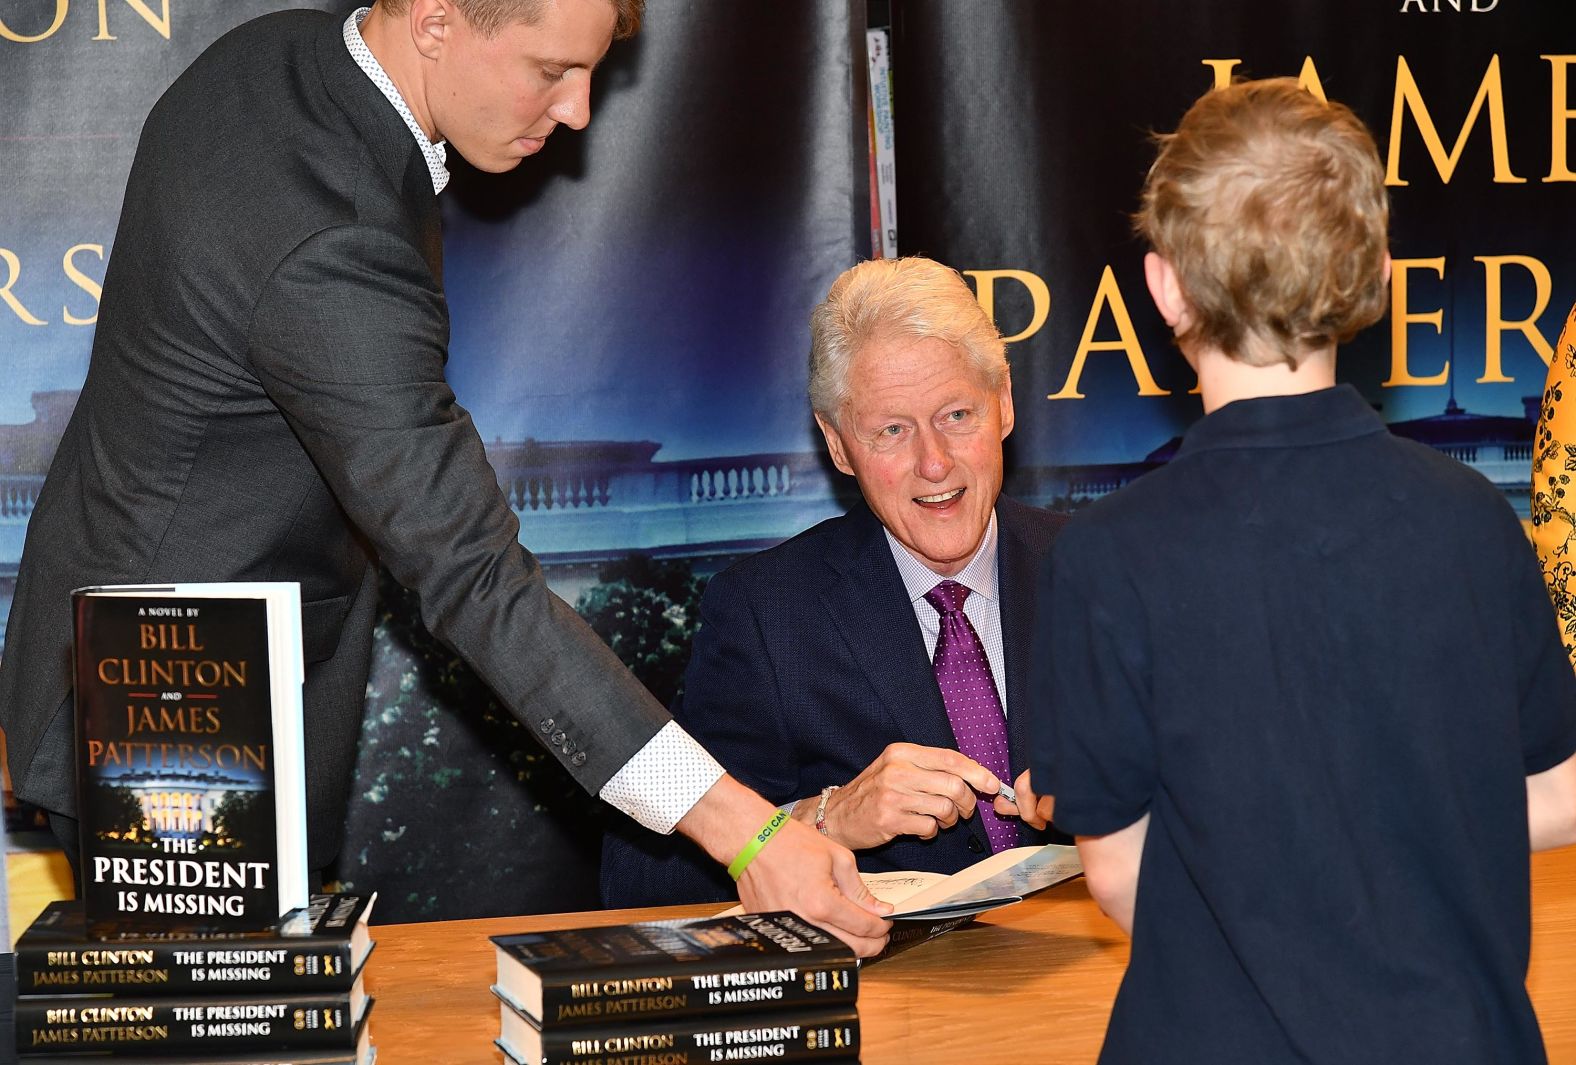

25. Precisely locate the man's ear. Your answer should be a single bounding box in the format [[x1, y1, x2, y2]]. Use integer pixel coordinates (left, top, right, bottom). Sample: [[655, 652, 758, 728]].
[[997, 374, 1015, 441], [408, 0, 453, 60], [1381, 250, 1393, 287], [814, 412, 856, 477], [1143, 252, 1192, 335]]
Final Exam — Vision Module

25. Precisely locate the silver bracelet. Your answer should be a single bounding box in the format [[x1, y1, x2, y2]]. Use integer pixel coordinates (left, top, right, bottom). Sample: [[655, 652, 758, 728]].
[[814, 785, 841, 837]]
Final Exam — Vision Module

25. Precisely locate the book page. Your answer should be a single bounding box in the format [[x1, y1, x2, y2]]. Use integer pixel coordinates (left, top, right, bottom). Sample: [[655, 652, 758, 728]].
[[895, 845, 1082, 918], [715, 845, 1083, 922], [859, 869, 950, 908]]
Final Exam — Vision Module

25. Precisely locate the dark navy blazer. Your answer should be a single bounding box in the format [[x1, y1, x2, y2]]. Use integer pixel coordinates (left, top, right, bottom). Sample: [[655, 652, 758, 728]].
[[600, 496, 1066, 906]]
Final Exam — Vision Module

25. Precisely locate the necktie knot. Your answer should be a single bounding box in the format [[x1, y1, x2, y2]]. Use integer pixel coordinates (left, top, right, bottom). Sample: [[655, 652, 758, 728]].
[[924, 579, 970, 617]]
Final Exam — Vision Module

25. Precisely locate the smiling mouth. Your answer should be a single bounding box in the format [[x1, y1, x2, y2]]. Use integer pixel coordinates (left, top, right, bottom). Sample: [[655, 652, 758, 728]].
[[914, 487, 965, 507]]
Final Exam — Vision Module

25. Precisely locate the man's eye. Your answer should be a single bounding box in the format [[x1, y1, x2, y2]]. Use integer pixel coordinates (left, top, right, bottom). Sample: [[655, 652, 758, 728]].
[[542, 67, 567, 82], [881, 425, 904, 437], [945, 409, 970, 422]]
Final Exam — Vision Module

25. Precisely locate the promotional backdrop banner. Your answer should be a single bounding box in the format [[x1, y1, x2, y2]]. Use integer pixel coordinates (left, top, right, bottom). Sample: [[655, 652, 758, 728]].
[[1, 1, 869, 920], [892, 0, 1575, 516]]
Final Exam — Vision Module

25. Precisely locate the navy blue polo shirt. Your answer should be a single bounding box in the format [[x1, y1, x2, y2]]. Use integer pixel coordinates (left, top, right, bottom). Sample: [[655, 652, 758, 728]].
[[1031, 385, 1576, 1065]]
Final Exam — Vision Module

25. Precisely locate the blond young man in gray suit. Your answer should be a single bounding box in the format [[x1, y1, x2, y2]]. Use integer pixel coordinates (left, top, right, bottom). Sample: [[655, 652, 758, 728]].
[[0, 0, 891, 954]]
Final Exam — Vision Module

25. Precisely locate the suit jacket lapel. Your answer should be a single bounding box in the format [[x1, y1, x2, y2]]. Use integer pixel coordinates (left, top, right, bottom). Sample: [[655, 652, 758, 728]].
[[313, 16, 444, 283], [820, 503, 992, 853], [819, 503, 957, 754]]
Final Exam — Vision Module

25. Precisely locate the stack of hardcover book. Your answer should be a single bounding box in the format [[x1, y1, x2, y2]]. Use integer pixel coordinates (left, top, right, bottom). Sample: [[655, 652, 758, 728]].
[[491, 912, 860, 1065], [13, 892, 377, 1063]]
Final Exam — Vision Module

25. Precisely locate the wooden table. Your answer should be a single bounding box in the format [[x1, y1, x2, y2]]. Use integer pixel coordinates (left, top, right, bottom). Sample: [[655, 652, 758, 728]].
[[368, 847, 1576, 1063]]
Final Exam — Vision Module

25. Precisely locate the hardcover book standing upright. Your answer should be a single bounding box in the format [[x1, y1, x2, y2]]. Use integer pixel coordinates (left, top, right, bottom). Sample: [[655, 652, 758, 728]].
[[72, 584, 309, 933]]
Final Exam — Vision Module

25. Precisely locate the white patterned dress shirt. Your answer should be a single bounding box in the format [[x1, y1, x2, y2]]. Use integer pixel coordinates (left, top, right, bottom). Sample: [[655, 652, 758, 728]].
[[885, 512, 1007, 710]]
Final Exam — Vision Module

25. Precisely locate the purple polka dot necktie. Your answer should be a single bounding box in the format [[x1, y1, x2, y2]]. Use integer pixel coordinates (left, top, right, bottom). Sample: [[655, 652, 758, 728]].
[[923, 579, 1016, 853]]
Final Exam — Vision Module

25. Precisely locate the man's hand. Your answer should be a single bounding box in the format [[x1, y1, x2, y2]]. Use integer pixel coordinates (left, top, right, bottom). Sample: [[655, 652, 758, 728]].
[[993, 768, 1054, 829], [791, 742, 1001, 851], [677, 775, 892, 958]]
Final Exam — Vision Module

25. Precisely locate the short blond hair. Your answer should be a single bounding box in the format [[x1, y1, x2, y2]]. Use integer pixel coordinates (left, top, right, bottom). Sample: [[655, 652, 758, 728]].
[[1136, 78, 1389, 367], [376, 0, 643, 39], [809, 257, 1007, 424]]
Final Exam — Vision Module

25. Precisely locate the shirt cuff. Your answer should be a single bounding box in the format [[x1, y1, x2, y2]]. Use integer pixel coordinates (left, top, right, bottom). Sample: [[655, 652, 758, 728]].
[[598, 721, 726, 834]]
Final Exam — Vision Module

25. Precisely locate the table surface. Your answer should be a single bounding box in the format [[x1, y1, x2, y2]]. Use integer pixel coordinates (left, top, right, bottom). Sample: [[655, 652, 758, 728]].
[[367, 846, 1576, 1064]]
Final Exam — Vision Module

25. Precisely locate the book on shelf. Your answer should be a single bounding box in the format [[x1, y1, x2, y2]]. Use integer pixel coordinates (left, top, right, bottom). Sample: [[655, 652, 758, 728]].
[[72, 583, 308, 933], [495, 993, 858, 1065], [16, 893, 375, 996], [865, 26, 897, 258], [17, 977, 371, 1056], [491, 912, 856, 1029]]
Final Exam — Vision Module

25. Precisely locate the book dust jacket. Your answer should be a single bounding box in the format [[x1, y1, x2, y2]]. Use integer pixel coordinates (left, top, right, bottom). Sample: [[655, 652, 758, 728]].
[[74, 593, 281, 932]]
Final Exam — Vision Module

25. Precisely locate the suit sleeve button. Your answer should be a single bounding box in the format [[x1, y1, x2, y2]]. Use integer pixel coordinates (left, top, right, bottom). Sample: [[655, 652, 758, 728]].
[[538, 718, 555, 735], [968, 837, 985, 853], [570, 752, 588, 767]]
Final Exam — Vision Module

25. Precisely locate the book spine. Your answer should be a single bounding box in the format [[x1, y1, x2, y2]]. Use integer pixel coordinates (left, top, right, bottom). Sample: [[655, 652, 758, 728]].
[[16, 941, 357, 996], [875, 914, 977, 963], [16, 993, 359, 1055], [540, 1011, 859, 1064], [539, 959, 857, 1028], [865, 26, 897, 258]]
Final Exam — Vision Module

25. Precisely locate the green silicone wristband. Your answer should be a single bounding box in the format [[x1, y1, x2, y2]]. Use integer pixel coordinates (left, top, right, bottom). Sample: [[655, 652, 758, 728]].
[[728, 808, 791, 881]]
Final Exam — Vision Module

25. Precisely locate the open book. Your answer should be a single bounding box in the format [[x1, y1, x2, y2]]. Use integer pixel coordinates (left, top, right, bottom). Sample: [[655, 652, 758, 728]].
[[860, 844, 1083, 920], [717, 844, 1083, 962], [720, 844, 1083, 922]]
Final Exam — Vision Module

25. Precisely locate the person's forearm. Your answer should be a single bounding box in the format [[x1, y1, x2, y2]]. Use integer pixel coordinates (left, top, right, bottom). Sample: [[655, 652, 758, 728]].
[[676, 774, 778, 865], [1078, 813, 1150, 936], [1528, 752, 1576, 852]]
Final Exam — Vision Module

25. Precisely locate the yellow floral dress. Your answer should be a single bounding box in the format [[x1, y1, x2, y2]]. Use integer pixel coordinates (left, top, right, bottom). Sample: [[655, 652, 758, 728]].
[[1532, 301, 1576, 668]]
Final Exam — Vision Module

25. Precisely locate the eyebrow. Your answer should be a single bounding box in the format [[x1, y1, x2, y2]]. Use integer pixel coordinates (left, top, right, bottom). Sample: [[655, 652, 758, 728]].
[[536, 55, 601, 72]]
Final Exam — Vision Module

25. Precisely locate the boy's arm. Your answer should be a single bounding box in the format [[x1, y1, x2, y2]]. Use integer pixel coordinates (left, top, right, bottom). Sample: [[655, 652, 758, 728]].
[[1078, 813, 1150, 935], [1528, 750, 1576, 852]]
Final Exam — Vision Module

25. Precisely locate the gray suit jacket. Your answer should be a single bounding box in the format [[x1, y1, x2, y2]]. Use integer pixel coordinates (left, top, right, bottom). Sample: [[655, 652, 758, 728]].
[[0, 10, 668, 870]]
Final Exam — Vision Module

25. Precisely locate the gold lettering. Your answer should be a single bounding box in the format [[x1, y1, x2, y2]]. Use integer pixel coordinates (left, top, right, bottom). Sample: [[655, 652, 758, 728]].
[[1208, 56, 1321, 102], [94, 0, 170, 41], [964, 269, 1050, 344], [1475, 254, 1554, 382], [1387, 54, 1523, 186], [1296, 56, 1329, 104], [62, 243, 104, 325], [1383, 256, 1448, 386], [138, 624, 205, 651], [1546, 55, 1575, 182], [0, 249, 47, 325], [1202, 59, 1241, 90], [0, 0, 68, 42], [1049, 265, 1168, 400]]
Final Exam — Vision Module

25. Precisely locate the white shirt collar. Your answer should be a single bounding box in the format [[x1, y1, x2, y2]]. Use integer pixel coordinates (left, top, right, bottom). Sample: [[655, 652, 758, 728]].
[[344, 7, 450, 195], [884, 509, 1000, 607]]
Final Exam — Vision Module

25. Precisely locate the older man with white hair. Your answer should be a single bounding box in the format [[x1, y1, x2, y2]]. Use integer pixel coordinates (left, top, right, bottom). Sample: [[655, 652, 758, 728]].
[[602, 256, 1067, 906]]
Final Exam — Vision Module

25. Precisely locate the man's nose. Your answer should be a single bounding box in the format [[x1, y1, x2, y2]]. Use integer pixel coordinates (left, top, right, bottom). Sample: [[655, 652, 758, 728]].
[[915, 428, 954, 481], [550, 74, 592, 130]]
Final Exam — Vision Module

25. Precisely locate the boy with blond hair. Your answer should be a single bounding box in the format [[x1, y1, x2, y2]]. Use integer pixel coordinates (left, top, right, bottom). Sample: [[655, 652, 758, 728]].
[[1031, 79, 1576, 1062]]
